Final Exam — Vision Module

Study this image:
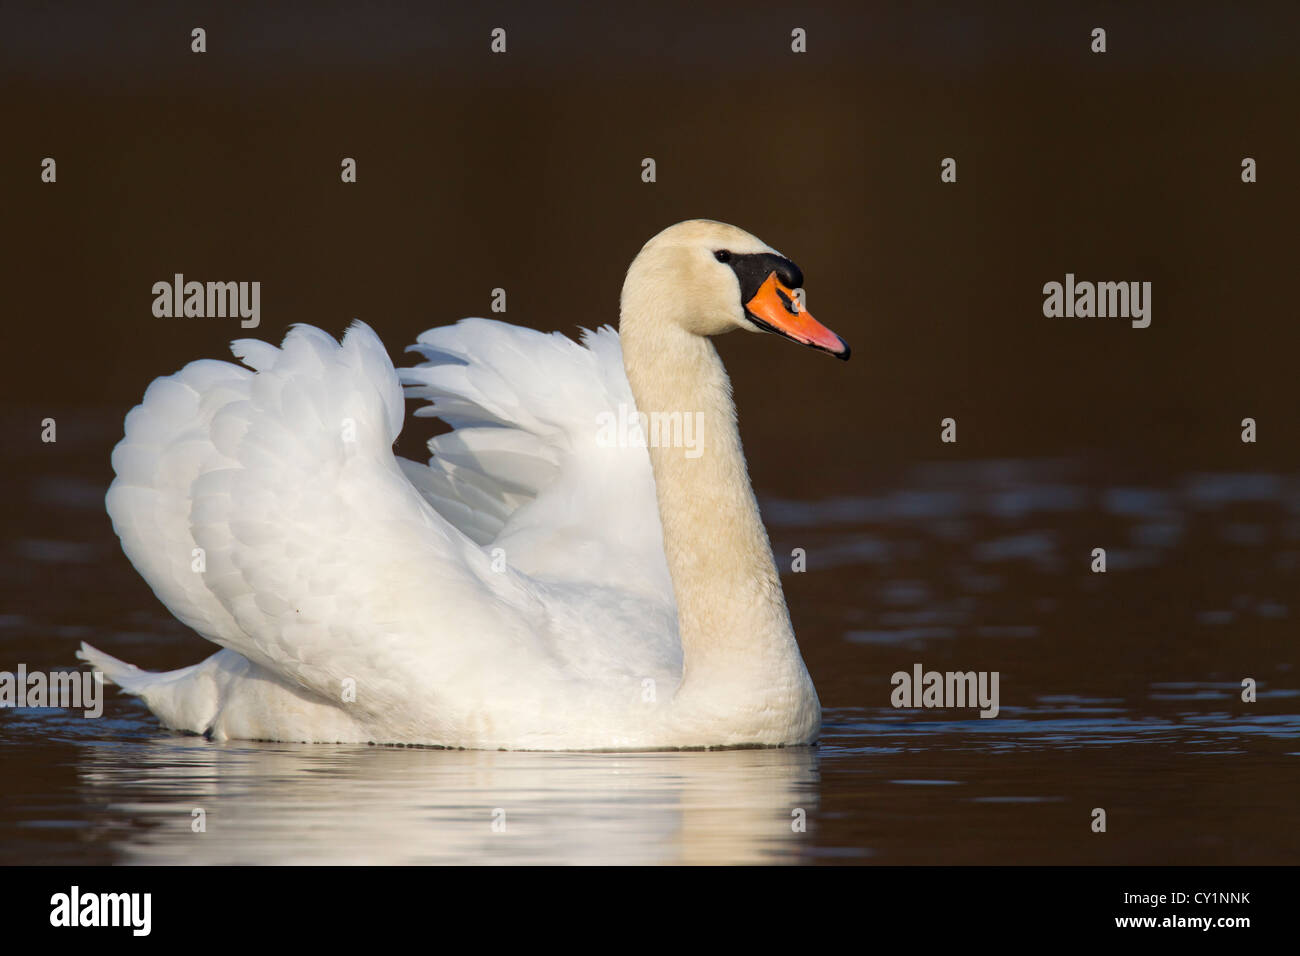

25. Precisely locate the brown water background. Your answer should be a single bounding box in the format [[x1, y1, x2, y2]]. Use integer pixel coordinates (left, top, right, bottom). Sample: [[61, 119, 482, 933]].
[[1, 1, 1297, 863]]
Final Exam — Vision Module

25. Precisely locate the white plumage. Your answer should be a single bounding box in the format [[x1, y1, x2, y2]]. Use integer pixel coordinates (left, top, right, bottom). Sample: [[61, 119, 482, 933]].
[[83, 220, 845, 750]]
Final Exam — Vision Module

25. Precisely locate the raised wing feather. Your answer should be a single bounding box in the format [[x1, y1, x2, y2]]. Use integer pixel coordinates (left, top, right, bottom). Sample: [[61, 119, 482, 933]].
[[102, 320, 679, 744], [400, 318, 673, 607], [106, 323, 552, 732]]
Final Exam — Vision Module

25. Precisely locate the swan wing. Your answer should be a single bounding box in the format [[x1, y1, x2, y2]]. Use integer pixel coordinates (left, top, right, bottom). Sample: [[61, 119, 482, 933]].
[[106, 322, 556, 728], [400, 318, 673, 608]]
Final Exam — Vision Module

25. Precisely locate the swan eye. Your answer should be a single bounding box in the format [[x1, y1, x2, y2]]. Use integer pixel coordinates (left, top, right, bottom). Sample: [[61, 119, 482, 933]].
[[714, 250, 732, 263]]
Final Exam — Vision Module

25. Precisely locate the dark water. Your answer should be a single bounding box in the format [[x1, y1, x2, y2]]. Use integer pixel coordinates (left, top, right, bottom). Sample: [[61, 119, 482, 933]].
[[2, 415, 1296, 864]]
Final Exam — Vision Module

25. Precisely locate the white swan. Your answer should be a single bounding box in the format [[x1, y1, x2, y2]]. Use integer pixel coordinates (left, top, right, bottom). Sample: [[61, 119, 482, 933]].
[[80, 220, 850, 751]]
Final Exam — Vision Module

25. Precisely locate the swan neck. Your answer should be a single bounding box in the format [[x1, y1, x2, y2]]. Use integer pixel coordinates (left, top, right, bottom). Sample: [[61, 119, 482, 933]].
[[618, 317, 804, 689]]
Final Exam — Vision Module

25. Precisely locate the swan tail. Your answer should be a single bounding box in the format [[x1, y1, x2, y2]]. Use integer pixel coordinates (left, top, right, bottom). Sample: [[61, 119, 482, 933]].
[[76, 642, 373, 742], [76, 641, 148, 691], [76, 641, 223, 734]]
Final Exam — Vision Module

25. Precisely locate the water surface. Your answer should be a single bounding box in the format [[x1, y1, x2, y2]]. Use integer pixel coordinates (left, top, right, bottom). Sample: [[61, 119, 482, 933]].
[[3, 428, 1296, 864]]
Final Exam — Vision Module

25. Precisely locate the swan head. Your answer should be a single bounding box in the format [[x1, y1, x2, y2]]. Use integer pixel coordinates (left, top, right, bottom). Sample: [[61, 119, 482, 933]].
[[621, 219, 849, 360]]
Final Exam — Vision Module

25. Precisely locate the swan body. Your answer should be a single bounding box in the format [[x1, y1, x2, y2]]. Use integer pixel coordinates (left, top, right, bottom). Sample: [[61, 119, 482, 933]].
[[82, 220, 849, 750]]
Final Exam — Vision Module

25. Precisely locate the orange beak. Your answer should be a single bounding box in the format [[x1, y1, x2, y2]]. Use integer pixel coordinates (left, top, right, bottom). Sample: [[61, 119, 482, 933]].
[[744, 272, 850, 360]]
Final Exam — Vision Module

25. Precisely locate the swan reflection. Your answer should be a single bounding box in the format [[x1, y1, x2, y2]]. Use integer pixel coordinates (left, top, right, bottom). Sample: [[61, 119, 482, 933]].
[[78, 738, 820, 864]]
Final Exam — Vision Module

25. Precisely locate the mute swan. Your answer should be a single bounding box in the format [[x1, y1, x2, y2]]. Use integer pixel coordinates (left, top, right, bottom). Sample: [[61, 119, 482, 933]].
[[81, 220, 850, 751]]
